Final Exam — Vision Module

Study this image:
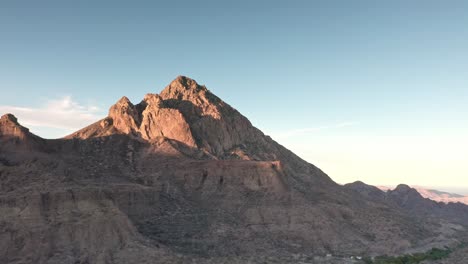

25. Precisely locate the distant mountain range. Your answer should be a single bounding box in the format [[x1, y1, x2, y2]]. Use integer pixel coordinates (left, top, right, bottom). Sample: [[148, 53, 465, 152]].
[[377, 185, 468, 205]]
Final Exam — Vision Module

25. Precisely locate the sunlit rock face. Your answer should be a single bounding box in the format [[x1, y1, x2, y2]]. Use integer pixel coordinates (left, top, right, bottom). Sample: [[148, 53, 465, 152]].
[[0, 113, 45, 150], [69, 76, 291, 162], [1, 113, 30, 139]]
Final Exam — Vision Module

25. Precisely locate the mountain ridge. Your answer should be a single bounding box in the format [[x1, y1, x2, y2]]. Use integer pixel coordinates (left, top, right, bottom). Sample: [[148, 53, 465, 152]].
[[345, 181, 468, 224], [1, 76, 467, 264], [376, 185, 468, 205], [66, 76, 330, 183]]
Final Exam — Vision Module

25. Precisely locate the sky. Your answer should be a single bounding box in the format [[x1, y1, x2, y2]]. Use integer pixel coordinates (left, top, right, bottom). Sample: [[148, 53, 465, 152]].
[[1, 0, 467, 193]]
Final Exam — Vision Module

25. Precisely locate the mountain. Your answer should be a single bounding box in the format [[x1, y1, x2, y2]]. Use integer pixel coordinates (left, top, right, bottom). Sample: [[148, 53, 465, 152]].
[[410, 186, 468, 205], [1, 76, 467, 264], [347, 182, 468, 224], [377, 185, 468, 205], [0, 113, 45, 149]]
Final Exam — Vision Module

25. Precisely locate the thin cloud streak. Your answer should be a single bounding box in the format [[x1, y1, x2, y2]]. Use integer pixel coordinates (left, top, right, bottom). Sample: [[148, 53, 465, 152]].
[[0, 96, 104, 132]]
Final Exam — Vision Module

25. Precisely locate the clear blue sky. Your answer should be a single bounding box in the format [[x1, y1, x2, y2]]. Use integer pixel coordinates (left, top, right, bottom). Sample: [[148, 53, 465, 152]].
[[1, 1, 467, 192]]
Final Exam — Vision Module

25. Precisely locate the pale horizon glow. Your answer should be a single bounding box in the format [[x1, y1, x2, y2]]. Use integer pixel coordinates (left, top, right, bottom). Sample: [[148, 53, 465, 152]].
[[269, 130, 468, 194]]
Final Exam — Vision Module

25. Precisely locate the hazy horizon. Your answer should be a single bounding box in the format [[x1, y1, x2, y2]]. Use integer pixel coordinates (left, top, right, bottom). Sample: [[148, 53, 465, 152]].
[[363, 184, 468, 196], [1, 1, 467, 191]]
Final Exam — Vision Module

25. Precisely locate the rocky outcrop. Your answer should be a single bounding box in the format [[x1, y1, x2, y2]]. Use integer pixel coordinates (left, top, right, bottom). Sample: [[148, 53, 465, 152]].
[[1, 113, 31, 139], [67, 77, 324, 178], [108, 96, 141, 135], [0, 113, 45, 151], [0, 186, 178, 264], [68, 79, 201, 149], [159, 76, 265, 157], [344, 181, 388, 201], [139, 94, 197, 147]]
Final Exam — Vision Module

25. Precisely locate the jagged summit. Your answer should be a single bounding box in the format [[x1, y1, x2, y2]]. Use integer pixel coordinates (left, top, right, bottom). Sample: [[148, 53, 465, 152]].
[[344, 181, 389, 201], [393, 184, 415, 193], [64, 76, 327, 180], [67, 76, 276, 161], [142, 93, 164, 107], [388, 184, 428, 206], [0, 113, 30, 137], [1, 113, 19, 123], [0, 113, 44, 150], [116, 95, 132, 104], [159, 76, 209, 103], [347, 180, 366, 186], [163, 75, 205, 93]]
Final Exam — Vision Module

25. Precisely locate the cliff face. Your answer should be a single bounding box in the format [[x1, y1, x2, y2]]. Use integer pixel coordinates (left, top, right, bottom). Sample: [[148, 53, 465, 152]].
[[1, 76, 467, 264], [0, 114, 25, 136], [68, 76, 327, 182], [68, 76, 257, 154], [0, 113, 41, 145]]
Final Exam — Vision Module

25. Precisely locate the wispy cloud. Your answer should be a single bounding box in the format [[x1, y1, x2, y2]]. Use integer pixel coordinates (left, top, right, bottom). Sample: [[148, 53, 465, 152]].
[[0, 96, 104, 133], [272, 121, 358, 138]]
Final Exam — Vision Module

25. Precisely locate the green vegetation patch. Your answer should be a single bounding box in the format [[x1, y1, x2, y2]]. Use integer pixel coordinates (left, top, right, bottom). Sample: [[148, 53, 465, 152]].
[[363, 247, 453, 264]]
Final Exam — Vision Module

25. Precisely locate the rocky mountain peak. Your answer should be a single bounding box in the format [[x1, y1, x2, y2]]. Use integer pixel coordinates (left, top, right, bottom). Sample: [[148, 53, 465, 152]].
[[349, 180, 366, 186], [142, 93, 164, 107], [72, 82, 199, 147], [389, 184, 424, 202], [160, 75, 207, 99], [0, 113, 44, 149], [159, 76, 220, 115], [109, 96, 136, 115], [108, 96, 141, 135], [344, 181, 388, 200], [393, 184, 413, 193], [116, 95, 132, 104], [66, 76, 305, 164], [0, 113, 30, 137], [1, 113, 19, 124]]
